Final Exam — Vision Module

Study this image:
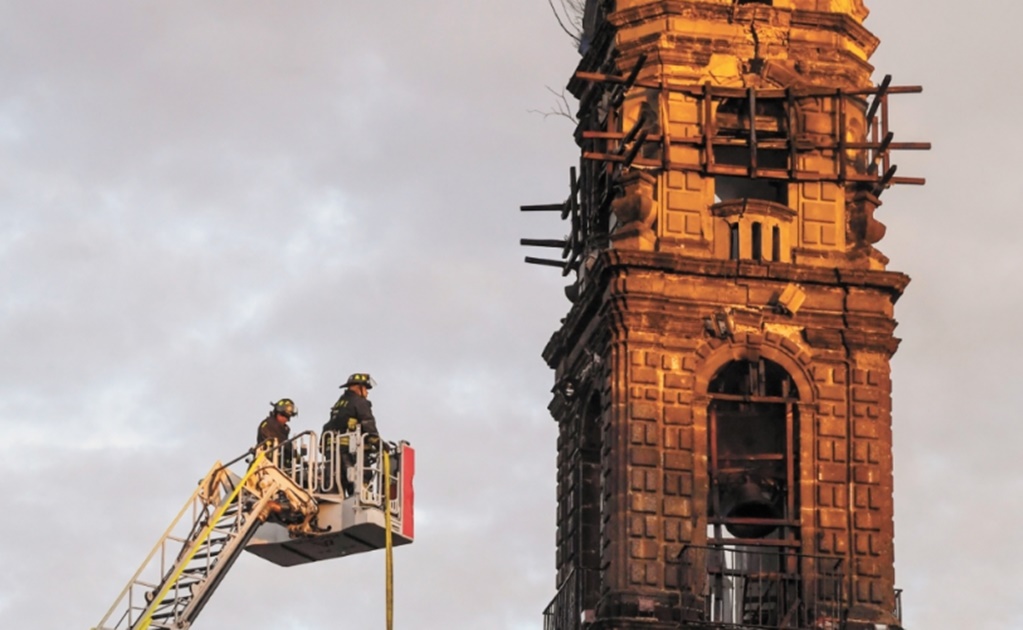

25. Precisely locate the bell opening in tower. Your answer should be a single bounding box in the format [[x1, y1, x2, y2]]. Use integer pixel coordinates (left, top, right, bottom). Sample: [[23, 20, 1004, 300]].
[[708, 358, 799, 546], [686, 358, 844, 629], [713, 95, 790, 205]]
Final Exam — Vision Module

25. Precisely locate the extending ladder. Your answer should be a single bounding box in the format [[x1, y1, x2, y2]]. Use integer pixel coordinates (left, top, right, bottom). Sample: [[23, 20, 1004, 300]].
[[93, 451, 319, 630]]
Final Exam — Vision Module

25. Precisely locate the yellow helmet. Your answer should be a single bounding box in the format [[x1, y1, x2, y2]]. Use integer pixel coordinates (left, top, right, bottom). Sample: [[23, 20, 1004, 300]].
[[271, 398, 298, 418], [342, 373, 375, 389]]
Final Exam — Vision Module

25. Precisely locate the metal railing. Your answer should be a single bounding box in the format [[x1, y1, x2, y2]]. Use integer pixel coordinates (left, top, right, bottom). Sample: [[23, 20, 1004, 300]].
[[543, 567, 601, 630], [541, 550, 902, 630], [261, 430, 403, 525], [679, 545, 844, 629], [543, 569, 580, 630], [894, 588, 903, 625]]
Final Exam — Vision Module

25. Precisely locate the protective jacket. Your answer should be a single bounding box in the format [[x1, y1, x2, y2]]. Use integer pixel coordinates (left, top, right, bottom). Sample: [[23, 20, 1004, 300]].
[[256, 413, 291, 448], [323, 389, 379, 437]]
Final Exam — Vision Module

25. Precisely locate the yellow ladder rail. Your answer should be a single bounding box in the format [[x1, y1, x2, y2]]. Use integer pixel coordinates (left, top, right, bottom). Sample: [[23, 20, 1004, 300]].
[[134, 451, 268, 630], [93, 462, 220, 630], [384, 449, 394, 630]]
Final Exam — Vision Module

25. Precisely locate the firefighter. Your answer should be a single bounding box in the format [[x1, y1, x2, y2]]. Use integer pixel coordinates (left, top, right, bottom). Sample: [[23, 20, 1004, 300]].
[[256, 398, 298, 464], [322, 373, 379, 495]]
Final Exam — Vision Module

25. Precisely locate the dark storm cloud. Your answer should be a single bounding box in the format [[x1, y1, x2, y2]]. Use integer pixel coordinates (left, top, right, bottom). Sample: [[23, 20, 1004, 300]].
[[1, 1, 1016, 629]]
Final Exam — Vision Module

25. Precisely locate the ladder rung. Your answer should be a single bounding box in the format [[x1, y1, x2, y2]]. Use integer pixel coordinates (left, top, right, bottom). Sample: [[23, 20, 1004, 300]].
[[150, 611, 183, 621], [181, 567, 211, 575], [153, 592, 193, 604], [204, 536, 230, 545]]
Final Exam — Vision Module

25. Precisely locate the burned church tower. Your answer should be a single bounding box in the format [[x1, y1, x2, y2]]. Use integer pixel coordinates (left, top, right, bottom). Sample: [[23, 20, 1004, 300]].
[[522, 1, 927, 629]]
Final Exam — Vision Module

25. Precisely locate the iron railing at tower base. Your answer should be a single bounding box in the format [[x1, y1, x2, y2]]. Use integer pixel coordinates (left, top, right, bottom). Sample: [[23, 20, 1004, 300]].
[[543, 552, 904, 629], [543, 568, 600, 630], [678, 545, 845, 629]]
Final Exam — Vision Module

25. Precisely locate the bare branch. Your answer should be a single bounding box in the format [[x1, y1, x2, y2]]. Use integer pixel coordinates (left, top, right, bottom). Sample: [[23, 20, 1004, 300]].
[[544, 0, 585, 43], [528, 86, 578, 124]]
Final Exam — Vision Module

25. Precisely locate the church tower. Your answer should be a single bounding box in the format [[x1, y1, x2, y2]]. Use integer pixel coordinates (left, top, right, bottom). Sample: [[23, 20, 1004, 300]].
[[522, 1, 927, 629]]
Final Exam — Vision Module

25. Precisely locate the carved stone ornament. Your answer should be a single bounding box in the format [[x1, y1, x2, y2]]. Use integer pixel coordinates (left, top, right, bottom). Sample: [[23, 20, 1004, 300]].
[[610, 169, 658, 251], [848, 189, 887, 245]]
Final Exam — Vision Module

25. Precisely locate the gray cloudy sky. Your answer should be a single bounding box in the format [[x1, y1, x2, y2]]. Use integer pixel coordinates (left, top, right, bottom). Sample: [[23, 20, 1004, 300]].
[[0, 1, 1018, 629]]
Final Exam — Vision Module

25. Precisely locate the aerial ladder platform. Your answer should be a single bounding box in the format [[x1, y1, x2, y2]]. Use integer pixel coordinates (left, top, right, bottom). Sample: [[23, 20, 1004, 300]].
[[93, 430, 414, 630]]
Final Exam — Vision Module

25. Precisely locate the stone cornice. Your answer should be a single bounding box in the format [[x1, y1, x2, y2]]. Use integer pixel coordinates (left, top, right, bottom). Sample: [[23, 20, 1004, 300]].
[[608, 1, 875, 41], [598, 249, 910, 297], [544, 248, 908, 367], [790, 10, 879, 58], [609, 0, 734, 28], [604, 1, 879, 70]]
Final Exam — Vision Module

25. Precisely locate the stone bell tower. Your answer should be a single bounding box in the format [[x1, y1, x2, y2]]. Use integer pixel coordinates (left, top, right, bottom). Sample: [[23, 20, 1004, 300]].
[[522, 1, 927, 629]]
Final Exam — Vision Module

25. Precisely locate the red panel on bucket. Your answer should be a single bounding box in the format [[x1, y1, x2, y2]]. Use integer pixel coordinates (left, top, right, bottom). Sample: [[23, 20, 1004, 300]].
[[400, 445, 415, 539]]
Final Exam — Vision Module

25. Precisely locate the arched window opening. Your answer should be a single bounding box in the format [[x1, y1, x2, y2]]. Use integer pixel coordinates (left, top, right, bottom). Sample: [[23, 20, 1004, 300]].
[[576, 394, 603, 618], [751, 222, 763, 261], [729, 224, 740, 260], [704, 358, 803, 626], [707, 358, 799, 544], [771, 225, 781, 261]]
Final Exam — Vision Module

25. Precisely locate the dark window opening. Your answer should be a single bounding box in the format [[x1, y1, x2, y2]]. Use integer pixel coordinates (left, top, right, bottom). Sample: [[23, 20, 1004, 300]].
[[710, 358, 796, 398], [713, 94, 790, 203], [771, 225, 781, 261], [715, 98, 788, 150], [577, 395, 603, 610], [712, 147, 789, 170], [715, 175, 788, 204], [729, 224, 740, 260], [708, 359, 799, 545], [696, 356, 837, 626], [751, 222, 763, 261]]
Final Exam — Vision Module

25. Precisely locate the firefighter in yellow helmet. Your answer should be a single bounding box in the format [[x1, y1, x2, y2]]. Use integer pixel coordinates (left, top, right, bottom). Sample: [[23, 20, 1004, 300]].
[[323, 374, 379, 495], [256, 398, 298, 466]]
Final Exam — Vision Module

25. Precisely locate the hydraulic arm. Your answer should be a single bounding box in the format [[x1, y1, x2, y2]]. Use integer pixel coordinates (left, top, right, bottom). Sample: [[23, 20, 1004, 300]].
[[93, 450, 320, 630], [94, 430, 415, 630]]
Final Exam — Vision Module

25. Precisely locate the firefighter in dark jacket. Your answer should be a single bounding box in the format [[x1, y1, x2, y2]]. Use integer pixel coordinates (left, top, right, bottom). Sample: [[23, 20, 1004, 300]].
[[322, 373, 379, 495], [256, 398, 298, 464]]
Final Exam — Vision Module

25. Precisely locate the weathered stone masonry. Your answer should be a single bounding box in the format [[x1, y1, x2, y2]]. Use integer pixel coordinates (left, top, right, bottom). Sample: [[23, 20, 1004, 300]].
[[528, 1, 926, 628]]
